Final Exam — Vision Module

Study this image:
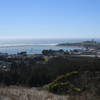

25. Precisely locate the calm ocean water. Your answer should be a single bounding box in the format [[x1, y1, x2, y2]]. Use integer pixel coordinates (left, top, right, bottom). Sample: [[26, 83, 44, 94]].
[[0, 38, 99, 54]]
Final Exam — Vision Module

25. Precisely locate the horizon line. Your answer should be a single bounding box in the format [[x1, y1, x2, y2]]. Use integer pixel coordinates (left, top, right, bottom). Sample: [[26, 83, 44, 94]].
[[0, 37, 100, 40]]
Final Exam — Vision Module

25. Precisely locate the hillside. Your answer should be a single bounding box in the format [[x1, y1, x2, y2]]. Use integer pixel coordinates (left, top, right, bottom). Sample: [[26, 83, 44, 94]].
[[57, 40, 100, 48], [0, 54, 100, 100]]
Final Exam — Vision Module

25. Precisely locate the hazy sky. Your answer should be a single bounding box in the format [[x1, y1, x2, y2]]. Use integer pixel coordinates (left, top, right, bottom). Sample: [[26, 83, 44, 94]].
[[0, 0, 100, 39]]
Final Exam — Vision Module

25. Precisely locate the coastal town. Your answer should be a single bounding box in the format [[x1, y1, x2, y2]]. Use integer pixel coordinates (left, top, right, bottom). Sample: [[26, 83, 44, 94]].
[[0, 40, 100, 71], [0, 41, 100, 100], [1, 0, 100, 99]]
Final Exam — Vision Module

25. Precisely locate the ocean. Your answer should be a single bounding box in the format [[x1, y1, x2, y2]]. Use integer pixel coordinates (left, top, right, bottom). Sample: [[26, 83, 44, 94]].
[[0, 38, 99, 54]]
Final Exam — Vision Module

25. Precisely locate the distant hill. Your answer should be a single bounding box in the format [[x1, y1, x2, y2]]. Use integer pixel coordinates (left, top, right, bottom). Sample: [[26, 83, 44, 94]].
[[57, 40, 100, 48]]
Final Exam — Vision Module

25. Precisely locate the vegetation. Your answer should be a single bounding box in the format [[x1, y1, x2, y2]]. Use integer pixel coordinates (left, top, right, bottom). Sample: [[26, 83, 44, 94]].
[[46, 72, 80, 94], [0, 86, 69, 100], [0, 54, 100, 98], [46, 71, 100, 95]]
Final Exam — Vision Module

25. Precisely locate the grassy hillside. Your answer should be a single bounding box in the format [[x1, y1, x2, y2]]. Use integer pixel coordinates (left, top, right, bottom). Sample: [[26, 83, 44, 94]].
[[0, 55, 100, 100]]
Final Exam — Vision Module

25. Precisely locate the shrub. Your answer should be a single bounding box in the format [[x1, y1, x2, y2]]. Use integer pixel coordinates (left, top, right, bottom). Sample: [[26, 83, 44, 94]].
[[46, 72, 81, 94]]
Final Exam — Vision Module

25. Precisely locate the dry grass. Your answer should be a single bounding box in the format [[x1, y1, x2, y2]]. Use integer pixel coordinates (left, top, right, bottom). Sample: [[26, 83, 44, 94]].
[[0, 86, 99, 100], [0, 86, 69, 100]]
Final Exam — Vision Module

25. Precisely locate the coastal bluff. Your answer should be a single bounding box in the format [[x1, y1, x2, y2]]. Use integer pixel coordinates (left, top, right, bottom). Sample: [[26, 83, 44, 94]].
[[57, 40, 100, 48]]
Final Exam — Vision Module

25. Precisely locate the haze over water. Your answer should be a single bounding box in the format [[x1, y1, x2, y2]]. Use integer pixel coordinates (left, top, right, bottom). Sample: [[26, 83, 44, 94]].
[[0, 38, 99, 54]]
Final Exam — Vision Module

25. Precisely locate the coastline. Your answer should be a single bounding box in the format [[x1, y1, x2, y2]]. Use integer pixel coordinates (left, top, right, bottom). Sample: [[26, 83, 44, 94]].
[[0, 43, 57, 48]]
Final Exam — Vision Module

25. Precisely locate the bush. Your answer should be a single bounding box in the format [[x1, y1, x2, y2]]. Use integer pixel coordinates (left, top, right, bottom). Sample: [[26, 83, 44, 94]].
[[46, 72, 81, 94]]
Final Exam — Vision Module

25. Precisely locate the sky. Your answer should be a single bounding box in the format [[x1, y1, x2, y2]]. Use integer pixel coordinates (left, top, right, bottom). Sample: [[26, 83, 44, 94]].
[[0, 0, 100, 39]]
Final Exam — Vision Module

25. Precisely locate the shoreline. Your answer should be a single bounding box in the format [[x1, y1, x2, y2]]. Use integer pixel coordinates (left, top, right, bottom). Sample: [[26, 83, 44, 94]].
[[0, 44, 57, 48]]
